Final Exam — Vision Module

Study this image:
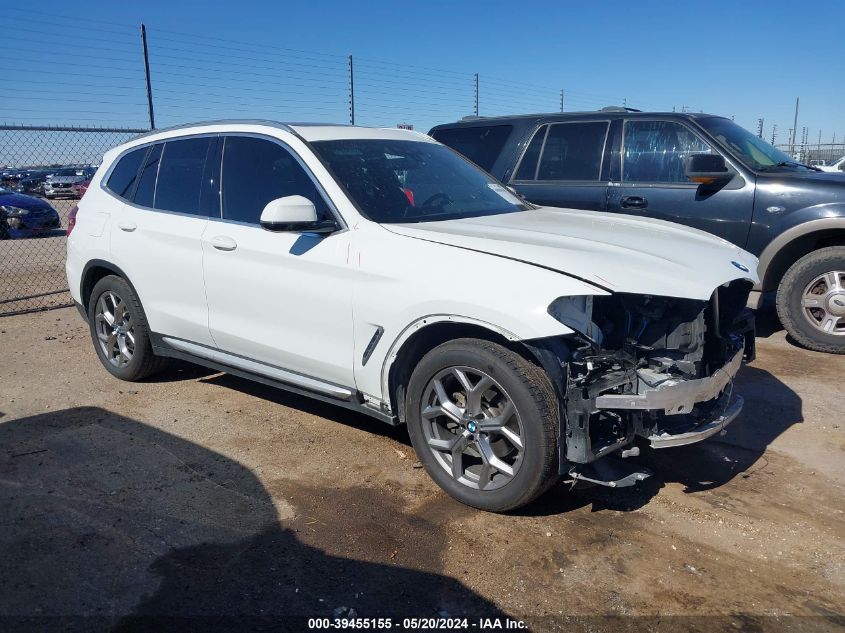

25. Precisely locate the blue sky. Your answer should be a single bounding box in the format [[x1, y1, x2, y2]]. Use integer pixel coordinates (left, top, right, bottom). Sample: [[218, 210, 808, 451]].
[[2, 0, 844, 146]]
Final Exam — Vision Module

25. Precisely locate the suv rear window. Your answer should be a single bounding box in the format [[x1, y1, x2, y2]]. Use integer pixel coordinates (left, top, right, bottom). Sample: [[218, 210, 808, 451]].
[[430, 125, 512, 172], [513, 122, 608, 182], [154, 138, 212, 214], [106, 147, 146, 200]]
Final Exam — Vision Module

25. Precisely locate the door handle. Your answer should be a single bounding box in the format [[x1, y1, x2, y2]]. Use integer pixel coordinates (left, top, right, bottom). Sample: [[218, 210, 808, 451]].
[[209, 235, 237, 251], [620, 196, 648, 209], [117, 221, 137, 232]]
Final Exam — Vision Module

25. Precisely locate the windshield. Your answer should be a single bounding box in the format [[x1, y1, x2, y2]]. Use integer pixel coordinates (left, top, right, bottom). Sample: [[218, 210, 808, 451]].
[[53, 168, 81, 177], [697, 117, 806, 171], [311, 139, 529, 223]]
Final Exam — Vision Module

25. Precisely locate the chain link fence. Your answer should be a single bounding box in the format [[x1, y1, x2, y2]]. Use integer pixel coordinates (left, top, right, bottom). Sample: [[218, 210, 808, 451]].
[[775, 142, 845, 167], [1, 125, 147, 315]]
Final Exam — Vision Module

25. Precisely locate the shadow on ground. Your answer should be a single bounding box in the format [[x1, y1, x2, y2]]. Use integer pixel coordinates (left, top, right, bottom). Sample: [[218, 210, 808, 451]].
[[0, 407, 505, 632]]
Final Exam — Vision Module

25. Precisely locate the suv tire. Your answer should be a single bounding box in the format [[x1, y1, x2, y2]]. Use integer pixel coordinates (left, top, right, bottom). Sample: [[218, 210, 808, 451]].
[[87, 275, 168, 380], [776, 246, 845, 354], [405, 338, 559, 512]]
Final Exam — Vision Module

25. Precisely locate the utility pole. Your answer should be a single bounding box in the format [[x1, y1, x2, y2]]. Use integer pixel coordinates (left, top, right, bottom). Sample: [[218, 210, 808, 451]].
[[474, 73, 479, 116], [771, 124, 777, 145], [560, 89, 565, 113], [757, 118, 764, 138], [140, 24, 155, 130], [347, 55, 355, 125], [790, 97, 799, 153]]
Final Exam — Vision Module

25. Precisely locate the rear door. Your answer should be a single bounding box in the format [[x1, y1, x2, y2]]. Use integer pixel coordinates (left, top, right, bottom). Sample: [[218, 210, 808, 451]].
[[507, 120, 610, 211], [605, 118, 754, 247], [108, 136, 217, 345]]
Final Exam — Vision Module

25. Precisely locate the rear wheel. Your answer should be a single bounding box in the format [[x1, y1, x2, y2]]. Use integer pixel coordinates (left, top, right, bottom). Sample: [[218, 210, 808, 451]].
[[405, 338, 559, 512], [87, 275, 168, 380], [776, 246, 845, 353]]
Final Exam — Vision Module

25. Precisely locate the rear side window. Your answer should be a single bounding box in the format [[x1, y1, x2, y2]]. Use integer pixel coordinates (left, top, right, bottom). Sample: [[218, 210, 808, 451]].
[[623, 120, 713, 183], [221, 136, 328, 224], [513, 126, 547, 180], [536, 122, 608, 181], [106, 147, 146, 200], [133, 143, 162, 208], [153, 138, 212, 214], [430, 125, 512, 172]]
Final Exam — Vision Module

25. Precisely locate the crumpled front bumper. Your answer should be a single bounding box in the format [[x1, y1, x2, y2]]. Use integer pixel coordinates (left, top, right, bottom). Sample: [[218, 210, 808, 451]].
[[645, 393, 743, 448], [594, 347, 743, 416], [593, 347, 744, 448]]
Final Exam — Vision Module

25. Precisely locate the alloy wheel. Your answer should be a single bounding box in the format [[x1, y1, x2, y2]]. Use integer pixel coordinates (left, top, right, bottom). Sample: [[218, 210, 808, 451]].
[[94, 291, 136, 368], [420, 366, 524, 491], [801, 270, 845, 335]]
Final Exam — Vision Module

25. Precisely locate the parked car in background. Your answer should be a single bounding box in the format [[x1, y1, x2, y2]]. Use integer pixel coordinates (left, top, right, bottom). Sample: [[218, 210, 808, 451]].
[[67, 120, 758, 511], [14, 170, 50, 195], [0, 188, 61, 238], [818, 156, 845, 173], [44, 167, 89, 199], [431, 110, 845, 353], [73, 179, 91, 198]]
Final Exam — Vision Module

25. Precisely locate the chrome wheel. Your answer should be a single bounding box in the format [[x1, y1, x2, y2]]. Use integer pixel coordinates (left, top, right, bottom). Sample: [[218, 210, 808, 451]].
[[420, 366, 524, 491], [801, 271, 845, 335], [94, 291, 135, 368]]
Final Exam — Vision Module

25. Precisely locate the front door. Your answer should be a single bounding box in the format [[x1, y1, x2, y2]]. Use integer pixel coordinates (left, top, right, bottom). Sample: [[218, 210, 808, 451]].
[[605, 119, 754, 248], [202, 134, 354, 388]]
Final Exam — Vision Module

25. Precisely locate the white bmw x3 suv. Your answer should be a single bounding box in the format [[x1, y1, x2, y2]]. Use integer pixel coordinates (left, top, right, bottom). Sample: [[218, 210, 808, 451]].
[[67, 120, 759, 511]]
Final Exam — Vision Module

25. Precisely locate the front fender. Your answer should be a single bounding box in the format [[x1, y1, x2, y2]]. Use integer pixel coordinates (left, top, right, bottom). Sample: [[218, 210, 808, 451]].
[[756, 207, 845, 290]]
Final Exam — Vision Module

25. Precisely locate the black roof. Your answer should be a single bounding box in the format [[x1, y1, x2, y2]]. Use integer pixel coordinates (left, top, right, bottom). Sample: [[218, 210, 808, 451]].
[[430, 109, 723, 131]]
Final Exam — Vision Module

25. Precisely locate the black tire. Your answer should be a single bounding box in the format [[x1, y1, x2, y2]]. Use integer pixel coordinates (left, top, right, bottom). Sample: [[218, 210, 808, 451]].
[[405, 338, 560, 512], [87, 275, 168, 380], [776, 246, 845, 354]]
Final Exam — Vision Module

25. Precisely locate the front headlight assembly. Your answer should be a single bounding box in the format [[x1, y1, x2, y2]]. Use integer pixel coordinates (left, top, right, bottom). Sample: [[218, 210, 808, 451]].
[[1, 206, 31, 217]]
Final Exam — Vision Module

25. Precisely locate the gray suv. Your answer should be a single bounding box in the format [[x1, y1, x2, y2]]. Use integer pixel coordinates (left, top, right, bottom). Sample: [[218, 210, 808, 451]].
[[431, 110, 845, 353]]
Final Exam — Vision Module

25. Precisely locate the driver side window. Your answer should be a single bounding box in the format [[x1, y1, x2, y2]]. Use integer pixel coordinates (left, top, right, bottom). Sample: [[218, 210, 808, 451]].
[[221, 136, 329, 224], [623, 120, 713, 183]]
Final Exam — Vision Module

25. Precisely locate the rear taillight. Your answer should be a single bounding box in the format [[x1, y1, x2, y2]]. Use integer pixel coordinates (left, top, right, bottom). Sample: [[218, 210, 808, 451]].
[[67, 205, 78, 236]]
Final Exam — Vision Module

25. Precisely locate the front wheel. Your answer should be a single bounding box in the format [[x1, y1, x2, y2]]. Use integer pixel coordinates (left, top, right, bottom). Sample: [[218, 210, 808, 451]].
[[776, 246, 845, 354], [405, 338, 560, 512]]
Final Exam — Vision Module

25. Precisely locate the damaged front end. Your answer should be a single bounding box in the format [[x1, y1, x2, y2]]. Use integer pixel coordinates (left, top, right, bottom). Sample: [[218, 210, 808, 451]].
[[546, 280, 755, 487]]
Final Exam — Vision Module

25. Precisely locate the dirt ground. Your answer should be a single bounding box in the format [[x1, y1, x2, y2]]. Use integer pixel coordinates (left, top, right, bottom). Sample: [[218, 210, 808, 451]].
[[0, 306, 843, 632]]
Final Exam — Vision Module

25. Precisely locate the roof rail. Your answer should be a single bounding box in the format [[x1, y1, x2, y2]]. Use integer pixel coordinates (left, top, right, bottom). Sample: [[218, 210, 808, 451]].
[[130, 119, 297, 142], [600, 106, 642, 113], [461, 115, 486, 121]]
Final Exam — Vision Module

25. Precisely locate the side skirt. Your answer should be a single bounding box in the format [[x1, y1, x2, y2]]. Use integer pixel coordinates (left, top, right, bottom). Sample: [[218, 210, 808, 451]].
[[150, 333, 400, 426]]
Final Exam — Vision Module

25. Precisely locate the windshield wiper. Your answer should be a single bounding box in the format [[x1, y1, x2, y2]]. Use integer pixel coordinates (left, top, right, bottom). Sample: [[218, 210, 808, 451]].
[[763, 161, 821, 172]]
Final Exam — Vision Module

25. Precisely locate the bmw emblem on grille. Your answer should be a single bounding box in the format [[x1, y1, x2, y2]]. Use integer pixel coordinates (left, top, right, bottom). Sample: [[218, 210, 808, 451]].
[[731, 261, 750, 272]]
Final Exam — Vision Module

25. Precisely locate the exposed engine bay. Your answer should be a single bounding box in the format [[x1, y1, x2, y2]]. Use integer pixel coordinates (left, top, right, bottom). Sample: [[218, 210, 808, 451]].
[[544, 280, 755, 483]]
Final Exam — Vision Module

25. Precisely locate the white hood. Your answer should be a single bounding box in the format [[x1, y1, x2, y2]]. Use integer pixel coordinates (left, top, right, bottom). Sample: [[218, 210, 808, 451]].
[[387, 207, 759, 300]]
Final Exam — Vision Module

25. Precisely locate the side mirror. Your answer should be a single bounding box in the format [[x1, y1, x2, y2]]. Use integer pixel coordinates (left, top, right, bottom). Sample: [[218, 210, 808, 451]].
[[684, 153, 732, 186], [259, 195, 337, 234]]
